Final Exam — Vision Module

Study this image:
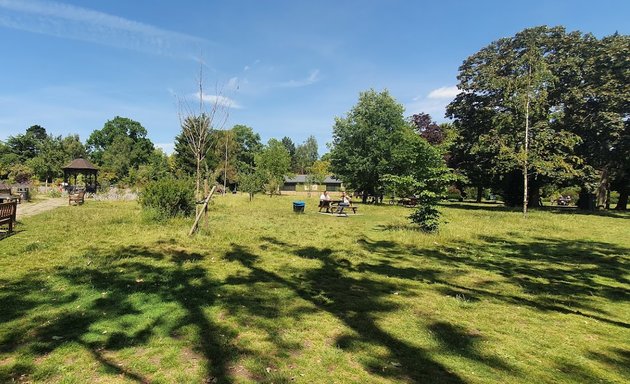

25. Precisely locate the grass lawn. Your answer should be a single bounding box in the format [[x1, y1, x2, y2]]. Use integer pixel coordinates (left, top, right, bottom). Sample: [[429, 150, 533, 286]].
[[1, 195, 629, 383]]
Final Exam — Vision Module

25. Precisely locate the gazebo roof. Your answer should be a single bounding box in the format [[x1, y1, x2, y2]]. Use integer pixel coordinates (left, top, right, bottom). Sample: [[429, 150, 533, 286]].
[[63, 158, 98, 171]]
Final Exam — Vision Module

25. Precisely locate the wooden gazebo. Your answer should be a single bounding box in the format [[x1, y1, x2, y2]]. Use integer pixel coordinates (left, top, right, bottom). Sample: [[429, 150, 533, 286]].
[[63, 158, 98, 193]]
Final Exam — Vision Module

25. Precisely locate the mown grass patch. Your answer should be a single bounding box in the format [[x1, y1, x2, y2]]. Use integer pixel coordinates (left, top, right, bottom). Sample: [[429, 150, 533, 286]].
[[0, 195, 628, 383]]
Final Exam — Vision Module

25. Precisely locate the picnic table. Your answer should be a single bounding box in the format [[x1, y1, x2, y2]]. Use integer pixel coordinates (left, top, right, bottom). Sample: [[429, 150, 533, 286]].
[[555, 196, 572, 206], [328, 200, 358, 215]]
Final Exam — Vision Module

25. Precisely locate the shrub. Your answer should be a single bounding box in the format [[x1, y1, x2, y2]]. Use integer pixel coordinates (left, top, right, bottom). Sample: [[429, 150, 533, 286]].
[[139, 177, 195, 220], [409, 203, 441, 232], [48, 189, 61, 198], [408, 192, 443, 233]]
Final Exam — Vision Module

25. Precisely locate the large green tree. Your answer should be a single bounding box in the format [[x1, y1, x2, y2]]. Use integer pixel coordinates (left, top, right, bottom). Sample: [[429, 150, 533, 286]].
[[1, 125, 86, 183], [5, 125, 48, 163], [294, 135, 319, 174], [133, 149, 171, 186], [384, 129, 453, 231], [61, 134, 87, 160], [212, 129, 240, 191], [27, 135, 65, 183], [87, 116, 154, 183], [281, 136, 297, 171], [564, 33, 630, 209], [330, 89, 410, 203], [255, 139, 292, 197], [232, 124, 262, 171], [448, 26, 583, 209]]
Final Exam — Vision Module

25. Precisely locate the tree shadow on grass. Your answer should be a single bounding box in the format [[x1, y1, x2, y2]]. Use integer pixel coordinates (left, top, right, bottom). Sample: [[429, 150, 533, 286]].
[[442, 201, 630, 219], [428, 322, 511, 371], [586, 347, 630, 378], [357, 235, 630, 329], [224, 238, 488, 383], [0, 244, 243, 383]]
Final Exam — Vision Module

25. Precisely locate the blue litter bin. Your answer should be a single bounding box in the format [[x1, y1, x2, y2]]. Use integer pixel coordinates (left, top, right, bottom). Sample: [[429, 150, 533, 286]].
[[293, 201, 305, 213]]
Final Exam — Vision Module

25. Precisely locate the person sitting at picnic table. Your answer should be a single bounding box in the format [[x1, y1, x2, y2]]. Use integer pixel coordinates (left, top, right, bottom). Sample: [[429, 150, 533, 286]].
[[319, 191, 331, 212], [557, 194, 570, 205], [339, 192, 351, 207]]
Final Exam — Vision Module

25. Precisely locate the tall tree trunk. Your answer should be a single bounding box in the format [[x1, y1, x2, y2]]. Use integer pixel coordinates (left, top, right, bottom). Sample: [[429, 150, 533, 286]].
[[523, 109, 529, 215], [362, 190, 368, 204], [596, 168, 609, 209], [223, 134, 228, 195], [195, 157, 201, 199], [523, 65, 531, 217], [615, 187, 628, 210], [578, 187, 595, 210], [523, 162, 528, 214], [529, 185, 541, 208], [476, 186, 483, 203]]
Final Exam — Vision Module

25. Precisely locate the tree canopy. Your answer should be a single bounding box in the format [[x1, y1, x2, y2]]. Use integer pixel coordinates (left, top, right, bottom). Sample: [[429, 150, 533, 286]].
[[255, 138, 292, 196], [294, 135, 319, 174], [330, 89, 410, 202], [87, 116, 154, 183], [447, 26, 630, 208], [1, 126, 87, 183]]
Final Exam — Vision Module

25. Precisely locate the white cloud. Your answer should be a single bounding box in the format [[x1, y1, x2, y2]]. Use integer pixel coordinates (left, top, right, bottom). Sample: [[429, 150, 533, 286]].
[[427, 86, 460, 99], [405, 98, 450, 118], [226, 77, 240, 91], [404, 85, 459, 120], [278, 69, 321, 88], [194, 92, 242, 109], [0, 0, 208, 56]]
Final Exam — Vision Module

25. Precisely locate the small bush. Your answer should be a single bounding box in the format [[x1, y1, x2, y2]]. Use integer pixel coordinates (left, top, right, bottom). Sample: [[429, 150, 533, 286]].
[[48, 189, 61, 198], [409, 203, 441, 232], [139, 177, 195, 220]]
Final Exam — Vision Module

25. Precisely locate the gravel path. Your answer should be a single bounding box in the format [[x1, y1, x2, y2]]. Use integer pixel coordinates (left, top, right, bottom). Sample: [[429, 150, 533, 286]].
[[16, 197, 67, 220]]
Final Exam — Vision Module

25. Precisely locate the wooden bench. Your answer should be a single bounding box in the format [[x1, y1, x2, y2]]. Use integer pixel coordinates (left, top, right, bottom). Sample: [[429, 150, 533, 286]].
[[69, 190, 85, 205], [0, 201, 17, 233]]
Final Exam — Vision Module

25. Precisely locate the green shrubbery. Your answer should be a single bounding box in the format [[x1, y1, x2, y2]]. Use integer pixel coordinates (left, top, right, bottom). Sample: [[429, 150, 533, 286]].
[[48, 189, 61, 198], [445, 186, 463, 201], [139, 177, 195, 220], [409, 192, 443, 232]]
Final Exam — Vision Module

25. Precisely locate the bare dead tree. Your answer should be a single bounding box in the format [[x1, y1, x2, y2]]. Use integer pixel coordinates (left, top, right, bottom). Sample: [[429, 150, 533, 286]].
[[176, 60, 231, 201]]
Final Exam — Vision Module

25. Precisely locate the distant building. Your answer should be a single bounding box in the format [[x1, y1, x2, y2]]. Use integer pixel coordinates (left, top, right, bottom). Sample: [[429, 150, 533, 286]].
[[282, 175, 343, 192]]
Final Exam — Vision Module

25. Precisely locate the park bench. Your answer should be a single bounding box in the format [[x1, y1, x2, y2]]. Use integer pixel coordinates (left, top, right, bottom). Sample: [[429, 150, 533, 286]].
[[0, 201, 17, 233], [69, 190, 85, 205]]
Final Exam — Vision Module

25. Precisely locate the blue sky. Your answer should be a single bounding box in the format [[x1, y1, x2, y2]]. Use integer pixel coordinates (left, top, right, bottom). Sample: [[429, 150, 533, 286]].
[[1, 0, 628, 155]]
